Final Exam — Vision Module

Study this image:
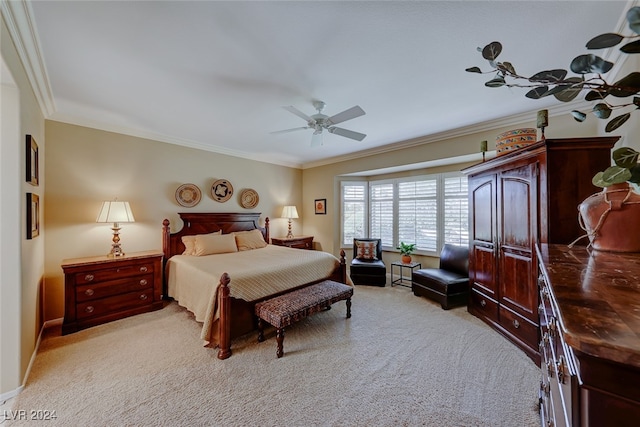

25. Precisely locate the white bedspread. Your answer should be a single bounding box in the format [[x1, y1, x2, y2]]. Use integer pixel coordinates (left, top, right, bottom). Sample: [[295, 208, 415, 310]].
[[166, 244, 346, 345]]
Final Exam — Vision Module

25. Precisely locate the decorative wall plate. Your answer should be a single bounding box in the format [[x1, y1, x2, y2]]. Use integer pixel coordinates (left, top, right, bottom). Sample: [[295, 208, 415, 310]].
[[240, 188, 259, 209], [175, 183, 202, 207], [211, 179, 233, 202]]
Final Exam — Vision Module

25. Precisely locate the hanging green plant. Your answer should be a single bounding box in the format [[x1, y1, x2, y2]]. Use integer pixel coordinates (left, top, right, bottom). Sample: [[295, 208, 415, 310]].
[[466, 7, 640, 133]]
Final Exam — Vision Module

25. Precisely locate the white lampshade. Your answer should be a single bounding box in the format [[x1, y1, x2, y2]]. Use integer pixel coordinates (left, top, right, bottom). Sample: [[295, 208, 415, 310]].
[[96, 200, 135, 224], [281, 205, 299, 219]]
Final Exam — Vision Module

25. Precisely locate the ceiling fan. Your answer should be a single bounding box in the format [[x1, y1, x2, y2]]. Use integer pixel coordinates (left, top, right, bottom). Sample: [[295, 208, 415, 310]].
[[271, 101, 366, 147]]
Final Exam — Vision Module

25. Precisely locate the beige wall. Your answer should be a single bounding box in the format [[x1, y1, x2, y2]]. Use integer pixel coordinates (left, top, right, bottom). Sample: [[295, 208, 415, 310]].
[[301, 112, 604, 269], [43, 121, 302, 320], [1, 18, 46, 395]]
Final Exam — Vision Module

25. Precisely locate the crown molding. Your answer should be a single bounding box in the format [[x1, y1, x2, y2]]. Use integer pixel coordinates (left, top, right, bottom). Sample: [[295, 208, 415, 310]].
[[1, 0, 55, 116]]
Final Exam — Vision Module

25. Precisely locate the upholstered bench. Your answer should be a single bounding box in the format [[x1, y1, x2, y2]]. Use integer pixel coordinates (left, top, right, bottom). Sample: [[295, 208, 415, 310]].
[[255, 280, 353, 358]]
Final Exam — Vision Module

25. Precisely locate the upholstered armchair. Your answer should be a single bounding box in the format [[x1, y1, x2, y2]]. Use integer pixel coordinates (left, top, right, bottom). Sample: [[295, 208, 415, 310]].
[[411, 244, 469, 309], [350, 238, 386, 287]]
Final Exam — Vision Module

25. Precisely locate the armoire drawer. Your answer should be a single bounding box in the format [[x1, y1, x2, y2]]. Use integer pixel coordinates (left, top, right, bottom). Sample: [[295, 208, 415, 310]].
[[499, 306, 539, 350], [469, 288, 498, 323]]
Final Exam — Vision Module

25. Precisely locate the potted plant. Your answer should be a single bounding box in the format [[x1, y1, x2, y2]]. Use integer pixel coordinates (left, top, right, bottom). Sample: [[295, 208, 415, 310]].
[[577, 147, 640, 252], [397, 242, 416, 264]]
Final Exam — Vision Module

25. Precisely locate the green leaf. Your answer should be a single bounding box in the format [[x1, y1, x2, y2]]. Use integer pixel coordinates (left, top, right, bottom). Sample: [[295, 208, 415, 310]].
[[605, 112, 631, 132], [610, 72, 640, 97], [553, 78, 583, 102], [602, 166, 632, 184], [592, 171, 607, 188], [466, 67, 482, 73], [485, 76, 506, 87], [570, 54, 614, 74], [525, 86, 549, 99], [571, 110, 587, 122], [586, 33, 624, 49], [627, 7, 640, 34], [612, 147, 639, 168], [621, 40, 640, 54], [585, 89, 608, 101], [629, 165, 640, 184], [592, 103, 612, 119], [482, 42, 502, 61], [529, 69, 567, 82], [497, 62, 516, 75]]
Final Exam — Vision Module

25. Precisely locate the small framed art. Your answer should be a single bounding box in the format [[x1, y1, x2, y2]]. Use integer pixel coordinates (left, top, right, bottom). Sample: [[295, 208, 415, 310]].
[[26, 193, 40, 239], [315, 198, 326, 215], [26, 135, 39, 186]]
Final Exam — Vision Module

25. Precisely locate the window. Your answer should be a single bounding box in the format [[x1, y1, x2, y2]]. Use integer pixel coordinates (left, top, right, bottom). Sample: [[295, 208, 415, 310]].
[[340, 173, 468, 254]]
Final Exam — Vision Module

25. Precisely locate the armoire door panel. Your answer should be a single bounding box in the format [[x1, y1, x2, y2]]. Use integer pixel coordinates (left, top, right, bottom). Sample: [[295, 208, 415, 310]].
[[499, 250, 536, 319], [471, 179, 495, 243], [471, 244, 496, 295], [500, 177, 532, 249]]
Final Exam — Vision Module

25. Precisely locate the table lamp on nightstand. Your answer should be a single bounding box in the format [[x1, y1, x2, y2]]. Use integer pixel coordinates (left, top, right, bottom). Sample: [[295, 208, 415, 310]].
[[281, 205, 299, 239], [96, 200, 135, 257]]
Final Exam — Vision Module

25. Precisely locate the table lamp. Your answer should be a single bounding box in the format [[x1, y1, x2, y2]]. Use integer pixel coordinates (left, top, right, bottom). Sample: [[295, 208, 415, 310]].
[[281, 205, 299, 238], [96, 200, 135, 257]]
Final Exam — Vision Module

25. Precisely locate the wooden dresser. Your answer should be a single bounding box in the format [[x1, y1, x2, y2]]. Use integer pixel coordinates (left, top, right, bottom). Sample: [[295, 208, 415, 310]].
[[271, 235, 314, 250], [463, 137, 618, 363], [537, 243, 640, 427], [62, 250, 164, 334]]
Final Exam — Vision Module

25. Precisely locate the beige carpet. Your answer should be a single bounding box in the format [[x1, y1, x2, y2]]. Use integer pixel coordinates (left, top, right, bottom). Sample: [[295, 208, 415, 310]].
[[8, 286, 540, 426]]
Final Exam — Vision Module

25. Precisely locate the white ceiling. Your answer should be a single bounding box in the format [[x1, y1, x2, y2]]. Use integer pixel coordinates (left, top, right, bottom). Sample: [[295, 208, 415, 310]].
[[10, 1, 633, 168]]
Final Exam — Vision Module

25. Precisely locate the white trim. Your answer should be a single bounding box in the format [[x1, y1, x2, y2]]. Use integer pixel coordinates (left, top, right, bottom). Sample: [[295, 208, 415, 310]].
[[0, 318, 63, 402]]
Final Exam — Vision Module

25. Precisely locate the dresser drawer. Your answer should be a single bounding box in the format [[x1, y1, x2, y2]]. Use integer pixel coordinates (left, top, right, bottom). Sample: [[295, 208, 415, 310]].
[[469, 288, 499, 322], [74, 262, 155, 285], [76, 274, 154, 302], [77, 289, 154, 320], [499, 306, 539, 350]]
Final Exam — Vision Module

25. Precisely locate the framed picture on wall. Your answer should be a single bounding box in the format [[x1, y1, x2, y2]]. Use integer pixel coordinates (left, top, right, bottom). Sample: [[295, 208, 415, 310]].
[[26, 135, 39, 186], [315, 198, 326, 215], [26, 193, 40, 239]]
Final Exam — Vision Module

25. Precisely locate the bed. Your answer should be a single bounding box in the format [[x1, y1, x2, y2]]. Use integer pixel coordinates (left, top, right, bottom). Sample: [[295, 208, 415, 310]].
[[162, 212, 347, 359]]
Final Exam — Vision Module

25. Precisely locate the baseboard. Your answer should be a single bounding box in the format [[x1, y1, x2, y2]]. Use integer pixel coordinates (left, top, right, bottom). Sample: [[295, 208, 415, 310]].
[[0, 317, 63, 402]]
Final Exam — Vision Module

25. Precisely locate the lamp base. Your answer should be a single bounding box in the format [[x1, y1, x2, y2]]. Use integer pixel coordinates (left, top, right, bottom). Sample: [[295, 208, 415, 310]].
[[286, 218, 294, 239], [108, 223, 125, 257]]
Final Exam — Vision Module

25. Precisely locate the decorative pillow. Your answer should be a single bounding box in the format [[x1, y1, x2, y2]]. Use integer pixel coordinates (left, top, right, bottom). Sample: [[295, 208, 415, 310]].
[[356, 240, 378, 261], [193, 233, 238, 256], [182, 231, 221, 255], [234, 229, 267, 251]]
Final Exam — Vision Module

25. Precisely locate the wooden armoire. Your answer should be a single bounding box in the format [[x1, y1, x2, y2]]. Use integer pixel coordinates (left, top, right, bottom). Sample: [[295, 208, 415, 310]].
[[462, 136, 619, 362]]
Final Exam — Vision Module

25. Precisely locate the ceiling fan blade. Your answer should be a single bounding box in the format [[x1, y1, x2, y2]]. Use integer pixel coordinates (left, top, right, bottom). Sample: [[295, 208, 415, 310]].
[[311, 132, 323, 147], [283, 106, 313, 123], [328, 126, 366, 141], [270, 127, 309, 134], [326, 105, 365, 126]]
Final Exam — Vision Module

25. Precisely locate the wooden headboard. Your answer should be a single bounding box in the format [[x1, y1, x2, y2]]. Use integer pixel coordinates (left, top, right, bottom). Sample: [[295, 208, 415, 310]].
[[162, 212, 270, 261]]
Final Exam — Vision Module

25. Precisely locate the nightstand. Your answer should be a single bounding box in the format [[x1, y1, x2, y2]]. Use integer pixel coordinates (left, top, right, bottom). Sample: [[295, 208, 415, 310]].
[[61, 250, 164, 335], [271, 235, 314, 250]]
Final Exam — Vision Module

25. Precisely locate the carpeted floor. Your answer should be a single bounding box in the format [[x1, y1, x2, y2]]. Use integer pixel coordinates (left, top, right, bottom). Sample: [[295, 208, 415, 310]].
[[7, 286, 540, 426]]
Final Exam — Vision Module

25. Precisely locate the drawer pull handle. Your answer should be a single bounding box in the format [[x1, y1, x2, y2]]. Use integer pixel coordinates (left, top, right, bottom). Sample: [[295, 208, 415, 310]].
[[84, 289, 94, 296], [140, 266, 148, 272], [557, 356, 567, 384], [85, 306, 94, 313], [139, 294, 148, 300], [139, 279, 148, 286], [513, 319, 520, 329], [84, 274, 94, 282], [480, 300, 486, 307]]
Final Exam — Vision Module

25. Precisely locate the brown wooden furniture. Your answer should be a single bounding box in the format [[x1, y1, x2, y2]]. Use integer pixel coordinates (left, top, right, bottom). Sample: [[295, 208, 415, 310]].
[[255, 279, 353, 358], [161, 212, 347, 360], [61, 250, 163, 335], [271, 235, 314, 249], [462, 137, 619, 363], [537, 243, 640, 427]]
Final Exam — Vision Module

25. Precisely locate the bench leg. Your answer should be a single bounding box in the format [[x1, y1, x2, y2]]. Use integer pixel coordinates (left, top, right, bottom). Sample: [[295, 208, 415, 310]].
[[276, 328, 285, 358], [257, 318, 264, 343], [346, 297, 352, 318]]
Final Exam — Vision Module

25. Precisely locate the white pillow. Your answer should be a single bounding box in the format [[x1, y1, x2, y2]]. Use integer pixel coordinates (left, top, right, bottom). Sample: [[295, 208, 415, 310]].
[[193, 233, 238, 256], [182, 231, 221, 255]]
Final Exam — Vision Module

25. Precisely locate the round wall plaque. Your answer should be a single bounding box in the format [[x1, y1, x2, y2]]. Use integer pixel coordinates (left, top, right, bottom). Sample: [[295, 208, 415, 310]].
[[175, 183, 202, 207], [240, 188, 259, 209], [211, 179, 233, 203]]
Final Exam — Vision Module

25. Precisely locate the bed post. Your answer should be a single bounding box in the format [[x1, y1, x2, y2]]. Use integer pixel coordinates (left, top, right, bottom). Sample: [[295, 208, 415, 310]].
[[217, 272, 232, 360], [162, 219, 171, 297], [264, 217, 270, 243], [339, 249, 347, 284]]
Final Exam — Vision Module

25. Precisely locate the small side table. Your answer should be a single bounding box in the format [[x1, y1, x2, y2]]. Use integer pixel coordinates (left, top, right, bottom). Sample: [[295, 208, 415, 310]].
[[391, 261, 422, 287], [271, 235, 314, 250]]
